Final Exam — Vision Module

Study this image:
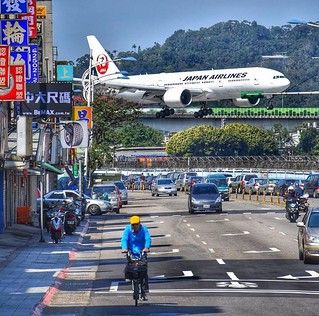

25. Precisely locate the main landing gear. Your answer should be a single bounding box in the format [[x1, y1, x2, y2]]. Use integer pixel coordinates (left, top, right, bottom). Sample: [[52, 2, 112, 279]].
[[194, 105, 211, 118], [156, 106, 175, 118]]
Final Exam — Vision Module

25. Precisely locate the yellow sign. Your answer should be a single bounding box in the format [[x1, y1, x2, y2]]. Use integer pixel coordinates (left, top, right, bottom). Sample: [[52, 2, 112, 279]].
[[37, 5, 47, 19], [73, 106, 92, 129]]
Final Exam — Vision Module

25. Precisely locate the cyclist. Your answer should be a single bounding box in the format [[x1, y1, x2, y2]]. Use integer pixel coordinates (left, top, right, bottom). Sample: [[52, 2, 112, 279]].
[[121, 215, 151, 300]]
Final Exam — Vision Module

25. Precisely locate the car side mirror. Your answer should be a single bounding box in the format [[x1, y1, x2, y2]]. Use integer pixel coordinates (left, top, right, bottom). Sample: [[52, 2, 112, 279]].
[[296, 222, 305, 228]]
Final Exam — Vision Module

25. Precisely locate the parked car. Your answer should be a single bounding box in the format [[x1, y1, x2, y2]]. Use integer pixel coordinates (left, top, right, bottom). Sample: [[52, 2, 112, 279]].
[[297, 208, 319, 263], [244, 178, 266, 194], [258, 178, 279, 195], [273, 179, 298, 196], [230, 173, 258, 193], [91, 184, 121, 213], [188, 183, 222, 214], [151, 178, 177, 197], [303, 174, 319, 198], [206, 173, 230, 201], [113, 181, 128, 205], [175, 172, 197, 191], [185, 176, 205, 192]]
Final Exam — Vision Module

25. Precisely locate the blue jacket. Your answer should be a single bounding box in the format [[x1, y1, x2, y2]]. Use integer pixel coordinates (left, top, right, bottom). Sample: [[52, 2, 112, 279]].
[[121, 224, 151, 255]]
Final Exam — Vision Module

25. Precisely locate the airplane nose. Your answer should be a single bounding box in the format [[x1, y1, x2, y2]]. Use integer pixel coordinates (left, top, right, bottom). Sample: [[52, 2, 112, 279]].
[[283, 78, 290, 90]]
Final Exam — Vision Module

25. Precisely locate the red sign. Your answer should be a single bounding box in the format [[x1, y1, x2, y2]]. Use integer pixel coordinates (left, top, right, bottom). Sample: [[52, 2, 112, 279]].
[[0, 65, 26, 101], [0, 45, 10, 88], [96, 54, 109, 75], [19, 0, 37, 39]]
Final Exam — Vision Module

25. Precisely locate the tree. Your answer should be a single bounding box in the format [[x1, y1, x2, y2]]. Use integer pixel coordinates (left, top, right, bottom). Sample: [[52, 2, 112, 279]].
[[117, 122, 164, 147], [297, 128, 319, 155]]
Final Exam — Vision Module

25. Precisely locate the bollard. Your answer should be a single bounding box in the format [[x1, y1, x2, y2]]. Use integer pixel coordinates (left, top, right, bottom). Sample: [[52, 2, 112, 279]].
[[270, 192, 273, 204], [263, 191, 266, 204], [235, 189, 238, 199], [242, 190, 245, 200], [249, 189, 252, 200], [256, 189, 259, 201], [277, 192, 280, 205]]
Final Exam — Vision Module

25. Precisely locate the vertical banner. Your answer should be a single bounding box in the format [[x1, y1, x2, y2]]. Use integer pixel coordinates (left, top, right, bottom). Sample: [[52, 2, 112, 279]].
[[72, 106, 93, 129], [0, 65, 26, 101], [1, 0, 28, 14], [19, 0, 37, 39], [0, 45, 10, 88], [1, 19, 29, 46]]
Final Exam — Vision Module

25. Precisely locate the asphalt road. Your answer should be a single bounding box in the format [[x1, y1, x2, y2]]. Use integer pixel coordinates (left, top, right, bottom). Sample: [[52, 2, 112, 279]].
[[43, 191, 319, 316]]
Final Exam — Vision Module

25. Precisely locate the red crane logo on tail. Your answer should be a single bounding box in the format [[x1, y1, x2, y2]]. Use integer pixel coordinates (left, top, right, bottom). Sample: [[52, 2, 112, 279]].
[[96, 54, 108, 75]]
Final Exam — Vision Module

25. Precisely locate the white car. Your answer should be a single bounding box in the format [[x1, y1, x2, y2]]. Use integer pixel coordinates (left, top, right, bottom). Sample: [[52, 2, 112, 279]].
[[151, 178, 177, 196]]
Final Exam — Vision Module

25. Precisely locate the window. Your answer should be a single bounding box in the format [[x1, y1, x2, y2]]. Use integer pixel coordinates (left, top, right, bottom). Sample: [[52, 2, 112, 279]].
[[308, 213, 319, 227], [158, 179, 173, 185], [50, 193, 65, 199], [193, 185, 219, 195]]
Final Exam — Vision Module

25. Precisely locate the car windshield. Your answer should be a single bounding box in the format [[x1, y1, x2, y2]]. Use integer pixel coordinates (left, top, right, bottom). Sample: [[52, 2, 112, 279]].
[[246, 175, 257, 181], [114, 182, 126, 190], [193, 185, 219, 195], [308, 213, 319, 228], [93, 186, 115, 194], [207, 178, 227, 186], [158, 179, 173, 185]]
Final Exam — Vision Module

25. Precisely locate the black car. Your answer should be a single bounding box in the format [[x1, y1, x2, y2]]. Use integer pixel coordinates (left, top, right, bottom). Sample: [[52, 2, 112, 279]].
[[188, 183, 222, 214], [303, 174, 319, 198], [273, 179, 298, 196]]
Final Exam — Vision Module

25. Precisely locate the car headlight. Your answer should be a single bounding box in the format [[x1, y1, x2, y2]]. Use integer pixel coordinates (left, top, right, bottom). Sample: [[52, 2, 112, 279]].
[[191, 198, 199, 204], [307, 235, 319, 243], [216, 196, 222, 203]]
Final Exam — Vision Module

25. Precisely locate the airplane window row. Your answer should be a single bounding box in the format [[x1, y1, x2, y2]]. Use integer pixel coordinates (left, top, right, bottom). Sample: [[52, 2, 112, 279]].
[[228, 79, 250, 82], [273, 75, 285, 79]]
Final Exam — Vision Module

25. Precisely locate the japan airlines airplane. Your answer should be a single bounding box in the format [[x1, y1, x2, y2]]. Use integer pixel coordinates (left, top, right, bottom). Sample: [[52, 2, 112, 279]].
[[86, 35, 290, 118]]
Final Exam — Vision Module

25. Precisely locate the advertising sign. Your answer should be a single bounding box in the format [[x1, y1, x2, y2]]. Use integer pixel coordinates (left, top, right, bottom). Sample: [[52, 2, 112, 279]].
[[59, 121, 89, 149], [56, 65, 73, 81], [19, 0, 37, 39], [1, 19, 29, 46], [13, 44, 39, 83], [36, 5, 46, 19], [0, 45, 10, 88], [0, 65, 26, 101], [73, 106, 92, 129], [1, 0, 28, 14], [20, 83, 73, 117]]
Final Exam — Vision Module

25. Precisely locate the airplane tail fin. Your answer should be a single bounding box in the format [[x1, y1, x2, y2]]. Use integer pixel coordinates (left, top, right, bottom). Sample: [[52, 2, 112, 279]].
[[87, 35, 120, 79]]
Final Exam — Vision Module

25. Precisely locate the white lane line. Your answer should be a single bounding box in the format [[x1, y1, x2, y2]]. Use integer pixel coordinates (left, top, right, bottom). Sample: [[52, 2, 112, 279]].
[[227, 272, 239, 281], [244, 247, 280, 254], [209, 248, 215, 253], [275, 217, 284, 221], [183, 271, 194, 277], [152, 234, 171, 239], [243, 212, 252, 215], [222, 231, 250, 236], [196, 234, 200, 238], [248, 217, 252, 220], [279, 232, 286, 236], [109, 282, 118, 292], [268, 226, 275, 230], [201, 241, 207, 245], [187, 223, 191, 227], [267, 212, 276, 214], [183, 219, 187, 223], [151, 249, 179, 255], [190, 228, 195, 232], [207, 219, 230, 223], [151, 216, 159, 218], [216, 259, 225, 265]]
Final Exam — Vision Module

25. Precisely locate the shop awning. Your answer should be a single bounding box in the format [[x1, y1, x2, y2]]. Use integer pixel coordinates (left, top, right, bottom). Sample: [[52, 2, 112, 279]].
[[40, 162, 64, 175]]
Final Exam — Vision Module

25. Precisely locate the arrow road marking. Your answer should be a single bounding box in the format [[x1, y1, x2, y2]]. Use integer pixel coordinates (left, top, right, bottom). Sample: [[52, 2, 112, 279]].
[[278, 270, 319, 280], [216, 272, 258, 289], [222, 231, 250, 236], [244, 247, 280, 254], [183, 271, 194, 277], [152, 270, 194, 280]]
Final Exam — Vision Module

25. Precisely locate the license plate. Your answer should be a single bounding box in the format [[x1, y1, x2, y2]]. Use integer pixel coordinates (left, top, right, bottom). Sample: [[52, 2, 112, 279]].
[[67, 221, 74, 224], [204, 204, 210, 208]]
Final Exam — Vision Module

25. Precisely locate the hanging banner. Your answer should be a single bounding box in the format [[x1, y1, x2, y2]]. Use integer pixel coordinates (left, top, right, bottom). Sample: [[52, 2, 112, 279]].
[[1, 19, 29, 46], [60, 121, 89, 149], [73, 106, 92, 129], [0, 65, 26, 101], [0, 45, 10, 88], [1, 0, 28, 14], [19, 0, 37, 39]]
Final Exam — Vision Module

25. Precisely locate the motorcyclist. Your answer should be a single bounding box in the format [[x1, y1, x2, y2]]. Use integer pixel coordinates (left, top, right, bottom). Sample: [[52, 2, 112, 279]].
[[121, 215, 151, 300], [294, 182, 304, 198]]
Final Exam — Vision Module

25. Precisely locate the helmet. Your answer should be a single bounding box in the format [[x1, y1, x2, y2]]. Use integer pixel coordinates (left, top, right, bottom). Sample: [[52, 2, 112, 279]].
[[130, 215, 140, 225], [288, 185, 295, 193]]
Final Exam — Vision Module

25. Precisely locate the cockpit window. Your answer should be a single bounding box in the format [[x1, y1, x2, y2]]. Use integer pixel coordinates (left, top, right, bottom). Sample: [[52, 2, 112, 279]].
[[273, 75, 285, 79]]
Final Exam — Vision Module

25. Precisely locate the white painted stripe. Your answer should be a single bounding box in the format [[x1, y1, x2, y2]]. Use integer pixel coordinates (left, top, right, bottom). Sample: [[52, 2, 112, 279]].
[[150, 249, 179, 255], [187, 223, 191, 227], [275, 217, 284, 220], [151, 216, 159, 218], [279, 232, 286, 236], [190, 228, 195, 231], [152, 234, 171, 239], [196, 234, 200, 238], [227, 272, 239, 281], [267, 212, 276, 214], [222, 231, 250, 236], [207, 218, 230, 223], [268, 226, 275, 230], [209, 248, 215, 253], [201, 241, 207, 245], [243, 212, 252, 215], [269, 247, 280, 252], [183, 271, 194, 277], [183, 219, 187, 223], [109, 282, 118, 292], [216, 259, 225, 265]]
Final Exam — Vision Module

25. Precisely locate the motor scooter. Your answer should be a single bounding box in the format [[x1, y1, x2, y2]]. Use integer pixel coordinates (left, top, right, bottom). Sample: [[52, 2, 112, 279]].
[[50, 212, 64, 243]]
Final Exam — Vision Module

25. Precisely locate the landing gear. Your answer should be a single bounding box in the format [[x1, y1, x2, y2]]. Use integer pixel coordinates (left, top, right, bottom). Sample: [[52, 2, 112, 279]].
[[194, 104, 211, 118], [156, 106, 175, 118]]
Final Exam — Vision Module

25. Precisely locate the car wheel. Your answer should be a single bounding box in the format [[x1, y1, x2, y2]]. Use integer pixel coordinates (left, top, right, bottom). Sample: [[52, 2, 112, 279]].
[[169, 194, 172, 196], [156, 193, 159, 197], [174, 193, 177, 196], [114, 208, 120, 214], [216, 208, 222, 213], [151, 193, 155, 196], [303, 250, 311, 264], [299, 248, 304, 260], [189, 208, 194, 214], [87, 204, 101, 216]]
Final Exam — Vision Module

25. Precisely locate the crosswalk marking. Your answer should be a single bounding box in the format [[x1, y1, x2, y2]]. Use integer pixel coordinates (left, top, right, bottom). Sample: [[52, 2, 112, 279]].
[[109, 282, 118, 292]]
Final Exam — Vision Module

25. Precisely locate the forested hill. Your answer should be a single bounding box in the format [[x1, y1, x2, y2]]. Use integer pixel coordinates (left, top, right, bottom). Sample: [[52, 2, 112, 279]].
[[74, 20, 319, 106]]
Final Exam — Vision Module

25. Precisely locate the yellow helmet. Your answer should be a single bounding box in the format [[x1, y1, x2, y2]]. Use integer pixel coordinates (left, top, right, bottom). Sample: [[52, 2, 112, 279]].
[[130, 215, 140, 225]]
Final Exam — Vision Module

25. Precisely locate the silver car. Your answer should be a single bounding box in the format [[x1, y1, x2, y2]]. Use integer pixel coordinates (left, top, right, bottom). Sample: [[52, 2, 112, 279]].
[[113, 181, 128, 205], [83, 194, 113, 215], [91, 184, 121, 213], [151, 178, 177, 197], [297, 208, 319, 263]]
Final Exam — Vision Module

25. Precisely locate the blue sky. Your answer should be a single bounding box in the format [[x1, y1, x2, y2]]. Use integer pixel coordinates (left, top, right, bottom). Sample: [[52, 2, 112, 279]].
[[53, 0, 319, 62]]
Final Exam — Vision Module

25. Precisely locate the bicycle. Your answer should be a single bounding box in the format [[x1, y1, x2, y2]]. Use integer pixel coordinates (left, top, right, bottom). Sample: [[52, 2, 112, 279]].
[[125, 252, 148, 306]]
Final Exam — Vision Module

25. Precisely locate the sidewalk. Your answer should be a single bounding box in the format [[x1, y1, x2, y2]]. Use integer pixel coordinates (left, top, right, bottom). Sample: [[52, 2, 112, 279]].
[[0, 224, 40, 270]]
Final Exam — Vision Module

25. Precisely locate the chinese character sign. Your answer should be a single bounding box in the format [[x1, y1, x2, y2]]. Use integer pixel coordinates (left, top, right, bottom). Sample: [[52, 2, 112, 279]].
[[0, 45, 10, 88], [0, 65, 26, 101], [1, 0, 28, 14], [19, 0, 37, 39], [1, 20, 29, 46]]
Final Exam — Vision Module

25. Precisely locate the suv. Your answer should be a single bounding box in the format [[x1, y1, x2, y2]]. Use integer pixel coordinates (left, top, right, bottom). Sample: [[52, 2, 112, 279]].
[[175, 172, 197, 191], [91, 184, 121, 213], [230, 174, 258, 193], [303, 174, 319, 198]]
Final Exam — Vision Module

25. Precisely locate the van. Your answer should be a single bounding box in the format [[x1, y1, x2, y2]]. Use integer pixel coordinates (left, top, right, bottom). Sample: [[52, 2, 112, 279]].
[[206, 173, 229, 201]]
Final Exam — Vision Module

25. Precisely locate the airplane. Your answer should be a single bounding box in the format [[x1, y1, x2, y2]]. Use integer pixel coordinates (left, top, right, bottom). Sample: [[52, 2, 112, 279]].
[[85, 35, 290, 118]]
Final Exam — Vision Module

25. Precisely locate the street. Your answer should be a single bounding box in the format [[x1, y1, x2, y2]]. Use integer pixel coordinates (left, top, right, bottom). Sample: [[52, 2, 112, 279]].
[[2, 191, 319, 315]]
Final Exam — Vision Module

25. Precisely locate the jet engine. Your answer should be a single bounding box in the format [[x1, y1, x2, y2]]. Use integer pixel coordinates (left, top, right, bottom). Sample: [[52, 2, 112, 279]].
[[163, 88, 192, 107], [232, 97, 260, 107]]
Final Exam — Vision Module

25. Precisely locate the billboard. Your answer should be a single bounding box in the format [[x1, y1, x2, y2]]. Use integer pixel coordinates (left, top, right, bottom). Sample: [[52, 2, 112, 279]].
[[19, 0, 37, 39], [0, 65, 26, 101], [1, 0, 28, 14], [19, 82, 73, 116], [72, 106, 92, 129], [1, 19, 29, 46], [0, 45, 10, 88], [59, 121, 89, 149]]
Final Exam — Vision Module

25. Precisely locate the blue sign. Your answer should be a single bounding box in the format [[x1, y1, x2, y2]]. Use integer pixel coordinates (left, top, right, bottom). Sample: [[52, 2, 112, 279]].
[[1, 0, 28, 14], [13, 45, 39, 83], [57, 65, 74, 81], [1, 19, 29, 46]]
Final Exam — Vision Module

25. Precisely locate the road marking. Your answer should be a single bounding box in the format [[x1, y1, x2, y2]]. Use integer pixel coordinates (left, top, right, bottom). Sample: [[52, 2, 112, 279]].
[[275, 217, 284, 221], [243, 212, 252, 215], [216, 272, 258, 289], [150, 249, 179, 255], [206, 218, 230, 223], [183, 271, 194, 277], [152, 234, 171, 239], [227, 272, 239, 281], [216, 259, 225, 265], [209, 248, 215, 253], [190, 228, 195, 231], [183, 219, 187, 222], [196, 234, 200, 238], [151, 216, 159, 218], [186, 223, 191, 227], [222, 231, 250, 236], [268, 226, 275, 230], [109, 282, 118, 292], [244, 247, 280, 254], [279, 232, 286, 236], [201, 241, 207, 245], [278, 270, 319, 280]]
